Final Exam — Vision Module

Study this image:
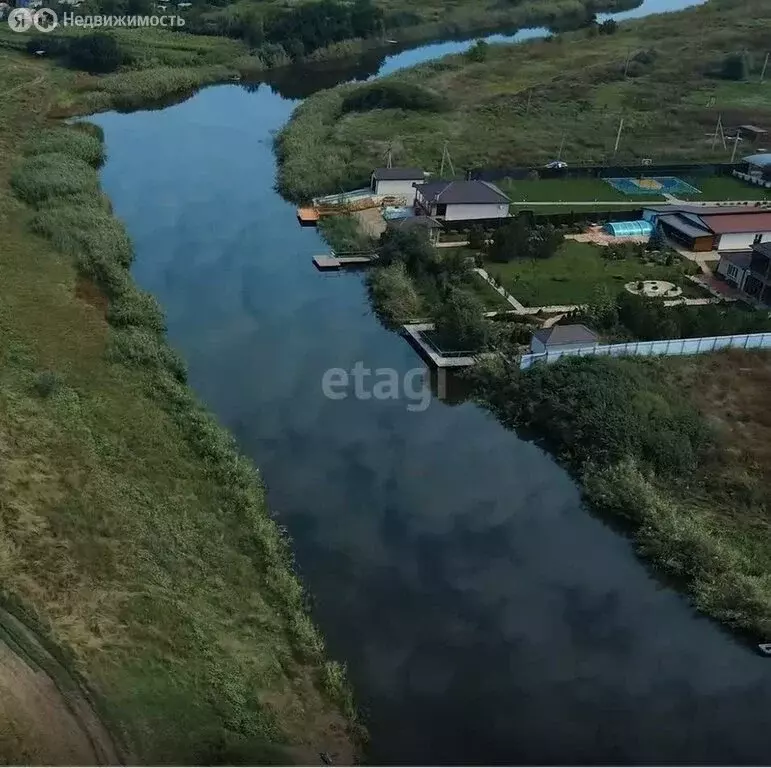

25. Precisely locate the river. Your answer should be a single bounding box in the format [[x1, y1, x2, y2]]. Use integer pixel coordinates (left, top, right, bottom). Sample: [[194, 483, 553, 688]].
[[92, 1, 771, 762]]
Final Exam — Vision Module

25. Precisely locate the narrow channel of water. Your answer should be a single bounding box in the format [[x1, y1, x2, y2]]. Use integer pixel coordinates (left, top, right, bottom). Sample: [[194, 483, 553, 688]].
[[92, 1, 771, 761]]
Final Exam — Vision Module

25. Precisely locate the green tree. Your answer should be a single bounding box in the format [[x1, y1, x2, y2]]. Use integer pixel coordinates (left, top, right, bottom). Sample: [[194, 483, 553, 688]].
[[466, 39, 489, 62], [67, 33, 124, 73], [467, 225, 487, 252], [377, 228, 435, 273], [585, 287, 619, 331], [434, 287, 489, 351], [599, 18, 617, 34], [529, 223, 563, 259], [721, 51, 750, 81], [488, 215, 531, 263], [646, 225, 665, 252]]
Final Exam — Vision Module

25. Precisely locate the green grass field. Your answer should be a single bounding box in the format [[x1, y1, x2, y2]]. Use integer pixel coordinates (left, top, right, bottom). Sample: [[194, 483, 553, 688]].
[[498, 177, 665, 203], [0, 42, 357, 766], [484, 240, 700, 306], [277, 0, 771, 201], [678, 175, 771, 201]]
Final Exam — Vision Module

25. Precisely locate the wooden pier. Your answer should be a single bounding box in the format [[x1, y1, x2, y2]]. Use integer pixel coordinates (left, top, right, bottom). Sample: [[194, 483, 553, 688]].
[[297, 207, 319, 226]]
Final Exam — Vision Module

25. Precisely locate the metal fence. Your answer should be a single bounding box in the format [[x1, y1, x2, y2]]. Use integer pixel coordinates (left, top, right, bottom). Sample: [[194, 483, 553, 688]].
[[520, 332, 771, 369], [469, 162, 739, 183]]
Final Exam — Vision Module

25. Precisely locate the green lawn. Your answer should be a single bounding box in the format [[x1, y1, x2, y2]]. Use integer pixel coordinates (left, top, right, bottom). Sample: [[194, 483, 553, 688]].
[[678, 175, 771, 202], [497, 178, 666, 204], [484, 240, 700, 306], [468, 271, 513, 310]]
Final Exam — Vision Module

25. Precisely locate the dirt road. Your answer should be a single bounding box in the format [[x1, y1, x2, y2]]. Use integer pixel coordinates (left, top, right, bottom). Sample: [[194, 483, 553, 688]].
[[0, 608, 121, 765]]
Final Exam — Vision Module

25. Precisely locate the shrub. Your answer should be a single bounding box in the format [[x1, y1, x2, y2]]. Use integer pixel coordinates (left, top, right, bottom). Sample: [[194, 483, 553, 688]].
[[466, 39, 489, 63], [107, 288, 166, 335], [720, 51, 751, 81], [108, 328, 187, 382], [11, 153, 100, 206], [22, 128, 105, 168], [433, 287, 489, 351], [33, 371, 63, 399], [341, 81, 449, 114], [366, 263, 423, 328], [67, 33, 125, 73], [468, 225, 487, 251], [30, 206, 133, 270]]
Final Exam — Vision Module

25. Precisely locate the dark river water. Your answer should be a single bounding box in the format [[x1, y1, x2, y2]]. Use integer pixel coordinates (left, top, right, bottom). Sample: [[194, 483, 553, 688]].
[[92, 2, 771, 762]]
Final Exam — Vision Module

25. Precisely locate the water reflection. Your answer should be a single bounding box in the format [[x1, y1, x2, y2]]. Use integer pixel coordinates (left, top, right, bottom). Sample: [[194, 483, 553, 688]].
[[89, 0, 771, 762]]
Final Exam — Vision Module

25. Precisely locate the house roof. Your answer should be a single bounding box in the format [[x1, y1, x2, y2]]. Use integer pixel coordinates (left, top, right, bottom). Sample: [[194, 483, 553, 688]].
[[532, 324, 598, 347], [415, 179, 511, 205], [701, 211, 771, 234], [740, 124, 768, 135], [743, 153, 771, 167], [753, 241, 771, 259], [644, 204, 758, 216], [372, 167, 424, 181], [659, 214, 713, 239], [720, 250, 753, 270], [386, 215, 443, 231], [651, 205, 771, 236]]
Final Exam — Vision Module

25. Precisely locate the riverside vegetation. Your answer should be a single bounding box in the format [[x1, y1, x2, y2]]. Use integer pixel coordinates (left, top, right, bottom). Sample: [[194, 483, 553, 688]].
[[340, 219, 771, 638], [276, 0, 771, 200], [0, 0, 642, 110], [471, 350, 771, 640], [0, 49, 360, 765]]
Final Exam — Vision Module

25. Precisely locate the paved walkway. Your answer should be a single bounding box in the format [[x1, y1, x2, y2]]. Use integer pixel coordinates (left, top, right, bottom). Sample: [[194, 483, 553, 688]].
[[473, 268, 526, 312]]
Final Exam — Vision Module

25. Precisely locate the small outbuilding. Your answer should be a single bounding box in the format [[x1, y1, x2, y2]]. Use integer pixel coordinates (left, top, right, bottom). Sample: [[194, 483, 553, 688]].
[[385, 214, 443, 244], [743, 153, 771, 179], [530, 324, 599, 354], [739, 125, 768, 144], [371, 167, 425, 199]]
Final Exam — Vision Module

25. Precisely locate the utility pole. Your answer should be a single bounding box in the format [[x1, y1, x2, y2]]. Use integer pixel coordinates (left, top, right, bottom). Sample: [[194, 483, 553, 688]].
[[761, 52, 770, 83], [557, 132, 566, 161], [525, 90, 532, 115], [623, 49, 632, 77], [711, 114, 723, 152], [440, 142, 455, 177], [731, 130, 741, 162], [613, 117, 625, 157]]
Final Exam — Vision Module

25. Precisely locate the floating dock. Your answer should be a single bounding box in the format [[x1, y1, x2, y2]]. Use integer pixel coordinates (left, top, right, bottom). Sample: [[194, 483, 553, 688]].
[[313, 254, 375, 271], [297, 207, 319, 226]]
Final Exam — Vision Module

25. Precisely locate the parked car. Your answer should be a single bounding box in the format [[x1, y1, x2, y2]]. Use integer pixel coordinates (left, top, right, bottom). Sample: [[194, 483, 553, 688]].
[[544, 160, 568, 170]]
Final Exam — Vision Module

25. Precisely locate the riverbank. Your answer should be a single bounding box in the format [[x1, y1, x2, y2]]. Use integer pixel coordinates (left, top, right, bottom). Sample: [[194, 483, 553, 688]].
[[276, 0, 771, 201], [0, 48, 359, 764], [471, 350, 771, 639], [0, 0, 639, 116]]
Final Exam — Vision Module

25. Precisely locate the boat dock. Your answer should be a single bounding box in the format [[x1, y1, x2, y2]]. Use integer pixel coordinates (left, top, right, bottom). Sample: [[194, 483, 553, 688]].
[[313, 253, 376, 270], [402, 323, 477, 368], [297, 207, 320, 226]]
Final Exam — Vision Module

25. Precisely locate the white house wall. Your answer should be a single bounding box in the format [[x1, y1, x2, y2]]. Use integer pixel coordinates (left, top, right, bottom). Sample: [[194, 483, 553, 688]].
[[374, 179, 421, 199], [718, 232, 771, 251], [444, 203, 509, 221]]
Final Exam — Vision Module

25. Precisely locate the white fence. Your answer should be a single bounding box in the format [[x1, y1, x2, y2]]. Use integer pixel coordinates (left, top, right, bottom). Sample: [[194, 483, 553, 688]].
[[520, 332, 771, 369]]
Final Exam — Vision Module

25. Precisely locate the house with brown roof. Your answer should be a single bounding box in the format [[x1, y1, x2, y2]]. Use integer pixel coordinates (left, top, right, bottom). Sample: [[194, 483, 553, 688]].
[[642, 204, 771, 252], [414, 180, 510, 222]]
